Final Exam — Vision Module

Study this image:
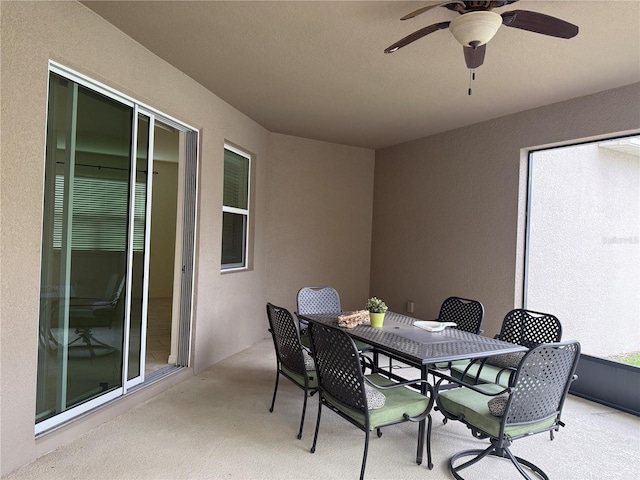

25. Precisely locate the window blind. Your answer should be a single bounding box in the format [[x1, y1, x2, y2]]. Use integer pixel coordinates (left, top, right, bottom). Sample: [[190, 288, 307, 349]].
[[223, 149, 249, 209], [53, 175, 146, 251]]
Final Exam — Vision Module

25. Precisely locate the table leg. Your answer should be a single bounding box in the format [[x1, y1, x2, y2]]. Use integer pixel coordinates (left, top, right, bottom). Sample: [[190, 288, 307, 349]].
[[373, 349, 379, 372], [417, 364, 434, 468], [416, 364, 427, 464]]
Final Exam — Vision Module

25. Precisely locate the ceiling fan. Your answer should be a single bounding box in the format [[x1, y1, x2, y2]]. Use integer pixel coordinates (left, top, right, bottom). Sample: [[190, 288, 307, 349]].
[[385, 1, 579, 76]]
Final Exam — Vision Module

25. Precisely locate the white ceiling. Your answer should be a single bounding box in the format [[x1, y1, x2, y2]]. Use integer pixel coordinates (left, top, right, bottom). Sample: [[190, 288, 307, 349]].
[[82, 1, 640, 149]]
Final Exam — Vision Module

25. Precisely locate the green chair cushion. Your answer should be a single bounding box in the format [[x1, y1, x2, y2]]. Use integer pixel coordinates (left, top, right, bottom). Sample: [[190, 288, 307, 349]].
[[323, 373, 429, 430], [355, 339, 373, 352], [300, 334, 311, 349], [281, 364, 318, 389], [438, 384, 557, 438], [450, 361, 514, 387], [433, 359, 472, 370]]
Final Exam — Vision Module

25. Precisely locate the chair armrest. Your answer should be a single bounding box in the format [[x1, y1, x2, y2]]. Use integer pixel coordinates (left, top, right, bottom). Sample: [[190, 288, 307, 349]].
[[363, 375, 430, 391], [494, 366, 516, 385], [359, 353, 375, 371], [363, 376, 434, 423], [456, 357, 489, 384], [455, 356, 515, 387], [434, 370, 512, 398]]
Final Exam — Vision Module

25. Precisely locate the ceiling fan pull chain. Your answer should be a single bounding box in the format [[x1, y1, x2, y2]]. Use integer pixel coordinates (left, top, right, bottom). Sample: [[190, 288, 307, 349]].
[[468, 69, 474, 95]]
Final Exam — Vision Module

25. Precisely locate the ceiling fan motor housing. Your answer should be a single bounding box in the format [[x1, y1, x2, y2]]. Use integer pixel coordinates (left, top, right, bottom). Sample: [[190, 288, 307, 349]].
[[449, 11, 503, 47]]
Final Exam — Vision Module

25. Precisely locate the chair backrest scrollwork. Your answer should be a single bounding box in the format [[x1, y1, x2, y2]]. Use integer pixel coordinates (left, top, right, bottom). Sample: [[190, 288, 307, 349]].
[[498, 309, 562, 348], [296, 286, 341, 332], [438, 296, 484, 334], [266, 303, 306, 376], [297, 286, 341, 315], [308, 322, 368, 414], [505, 341, 580, 427]]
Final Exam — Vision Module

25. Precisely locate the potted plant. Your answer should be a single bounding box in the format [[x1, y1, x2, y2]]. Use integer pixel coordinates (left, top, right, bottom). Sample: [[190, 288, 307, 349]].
[[366, 296, 388, 328]]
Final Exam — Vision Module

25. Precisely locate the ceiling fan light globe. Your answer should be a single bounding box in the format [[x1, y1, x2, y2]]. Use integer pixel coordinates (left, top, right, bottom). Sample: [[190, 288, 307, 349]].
[[449, 11, 502, 47]]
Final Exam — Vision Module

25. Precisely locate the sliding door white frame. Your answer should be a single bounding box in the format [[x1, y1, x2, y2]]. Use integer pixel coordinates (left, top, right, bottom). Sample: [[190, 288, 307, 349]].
[[36, 62, 198, 434]]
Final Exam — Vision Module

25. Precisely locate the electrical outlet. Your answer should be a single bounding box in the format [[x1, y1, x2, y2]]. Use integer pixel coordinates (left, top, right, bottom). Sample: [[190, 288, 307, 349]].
[[406, 300, 415, 313]]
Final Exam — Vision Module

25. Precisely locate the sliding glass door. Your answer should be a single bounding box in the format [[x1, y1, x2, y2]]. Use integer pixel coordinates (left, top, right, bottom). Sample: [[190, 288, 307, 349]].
[[36, 65, 197, 432]]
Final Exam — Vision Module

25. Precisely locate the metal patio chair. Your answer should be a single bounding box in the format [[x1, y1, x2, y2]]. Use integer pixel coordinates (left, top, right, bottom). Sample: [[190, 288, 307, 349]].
[[432, 296, 484, 369], [67, 273, 125, 357], [308, 321, 434, 480], [438, 296, 485, 334], [451, 308, 562, 387], [296, 286, 372, 352], [435, 340, 580, 480], [266, 302, 318, 439], [296, 286, 342, 335]]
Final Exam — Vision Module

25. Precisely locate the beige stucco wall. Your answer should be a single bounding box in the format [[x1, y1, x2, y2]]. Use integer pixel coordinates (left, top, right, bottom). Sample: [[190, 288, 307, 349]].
[[265, 134, 375, 315], [372, 83, 640, 336], [527, 141, 639, 357], [0, 1, 273, 474], [1, 2, 377, 475]]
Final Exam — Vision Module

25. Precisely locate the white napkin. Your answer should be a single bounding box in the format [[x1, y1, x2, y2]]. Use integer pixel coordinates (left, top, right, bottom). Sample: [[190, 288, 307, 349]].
[[413, 321, 457, 332]]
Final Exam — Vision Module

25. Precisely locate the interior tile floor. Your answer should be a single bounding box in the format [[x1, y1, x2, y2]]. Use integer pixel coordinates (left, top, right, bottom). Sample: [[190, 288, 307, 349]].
[[145, 297, 173, 375]]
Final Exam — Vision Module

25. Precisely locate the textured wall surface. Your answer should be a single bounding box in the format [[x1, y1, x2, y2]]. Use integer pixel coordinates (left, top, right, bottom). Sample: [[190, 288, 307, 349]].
[[1, 3, 377, 475], [1, 1, 271, 474], [266, 134, 375, 315], [371, 83, 640, 335], [527, 141, 639, 357]]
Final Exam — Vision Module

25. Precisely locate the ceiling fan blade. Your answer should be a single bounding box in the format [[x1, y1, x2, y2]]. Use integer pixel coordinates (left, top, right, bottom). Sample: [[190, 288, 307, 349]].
[[400, 1, 465, 21], [464, 44, 486, 69], [384, 22, 451, 53], [501, 10, 579, 38]]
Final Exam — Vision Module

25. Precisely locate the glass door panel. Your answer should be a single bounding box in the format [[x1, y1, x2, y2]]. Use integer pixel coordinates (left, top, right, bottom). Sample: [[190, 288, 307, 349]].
[[36, 73, 133, 425]]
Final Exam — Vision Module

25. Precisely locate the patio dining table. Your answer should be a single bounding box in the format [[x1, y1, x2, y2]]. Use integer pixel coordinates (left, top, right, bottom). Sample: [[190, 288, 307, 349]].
[[298, 310, 527, 467]]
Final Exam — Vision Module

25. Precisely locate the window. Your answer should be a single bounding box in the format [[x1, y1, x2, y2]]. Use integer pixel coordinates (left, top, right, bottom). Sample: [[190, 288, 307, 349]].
[[222, 145, 250, 270]]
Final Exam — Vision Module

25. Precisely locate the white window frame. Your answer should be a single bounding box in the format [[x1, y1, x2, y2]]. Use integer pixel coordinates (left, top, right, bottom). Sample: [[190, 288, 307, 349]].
[[221, 143, 251, 271]]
